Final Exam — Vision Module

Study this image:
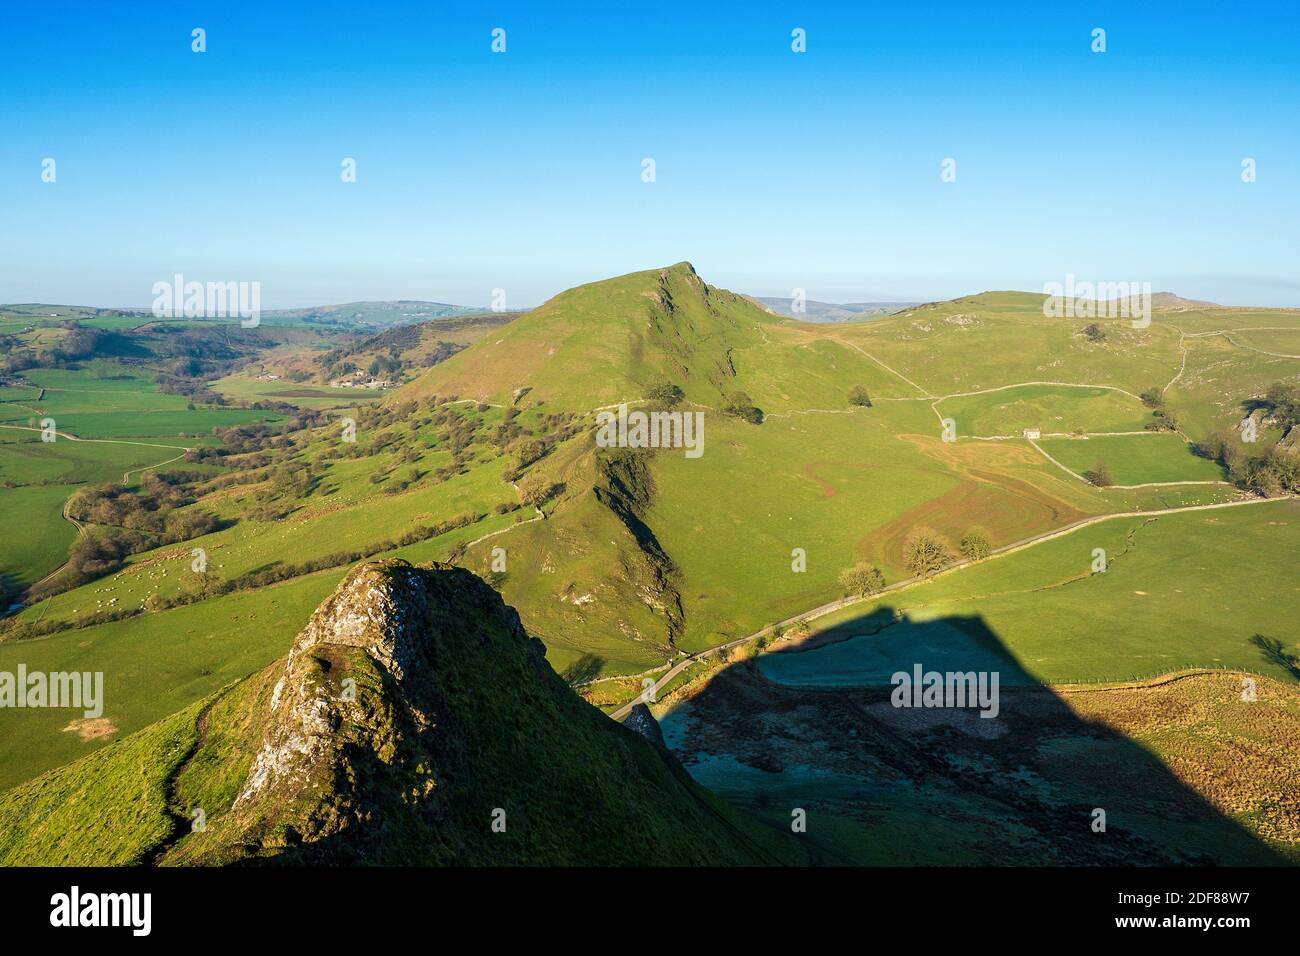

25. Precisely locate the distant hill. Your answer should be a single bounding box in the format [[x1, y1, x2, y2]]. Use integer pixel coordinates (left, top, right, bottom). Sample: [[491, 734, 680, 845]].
[[262, 300, 491, 330], [751, 296, 917, 322], [2, 301, 490, 332], [1150, 292, 1222, 310]]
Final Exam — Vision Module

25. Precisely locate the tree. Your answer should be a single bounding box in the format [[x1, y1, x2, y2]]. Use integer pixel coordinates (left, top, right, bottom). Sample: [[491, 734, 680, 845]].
[[1242, 448, 1300, 497], [1084, 461, 1113, 487], [1147, 407, 1181, 432], [848, 385, 873, 408], [904, 528, 953, 578], [646, 379, 684, 407], [723, 391, 763, 424], [178, 570, 218, 599], [838, 562, 885, 596], [1139, 388, 1164, 408], [959, 529, 992, 561], [1082, 323, 1105, 342]]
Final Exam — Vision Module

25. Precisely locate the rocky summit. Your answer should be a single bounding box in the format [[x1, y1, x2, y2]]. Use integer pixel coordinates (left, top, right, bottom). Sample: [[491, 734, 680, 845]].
[[157, 560, 792, 866]]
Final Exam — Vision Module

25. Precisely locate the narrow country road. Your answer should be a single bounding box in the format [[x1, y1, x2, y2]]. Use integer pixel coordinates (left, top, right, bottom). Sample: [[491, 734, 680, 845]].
[[609, 493, 1293, 721], [29, 499, 88, 590], [0, 423, 193, 588]]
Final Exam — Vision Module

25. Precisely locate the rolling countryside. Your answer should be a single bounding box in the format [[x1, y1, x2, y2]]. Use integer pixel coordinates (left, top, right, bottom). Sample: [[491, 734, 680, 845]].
[[1, 262, 1297, 868]]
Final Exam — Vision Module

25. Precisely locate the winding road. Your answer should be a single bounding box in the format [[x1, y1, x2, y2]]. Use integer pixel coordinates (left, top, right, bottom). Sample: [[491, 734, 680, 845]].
[[610, 493, 1292, 721], [0, 423, 193, 588]]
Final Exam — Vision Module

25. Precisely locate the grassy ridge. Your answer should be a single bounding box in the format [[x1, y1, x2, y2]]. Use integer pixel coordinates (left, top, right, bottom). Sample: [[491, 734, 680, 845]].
[[830, 292, 1184, 399]]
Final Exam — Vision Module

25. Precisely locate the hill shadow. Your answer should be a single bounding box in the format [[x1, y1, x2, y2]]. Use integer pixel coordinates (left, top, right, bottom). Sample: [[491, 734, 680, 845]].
[[0, 569, 23, 617], [657, 606, 1294, 866]]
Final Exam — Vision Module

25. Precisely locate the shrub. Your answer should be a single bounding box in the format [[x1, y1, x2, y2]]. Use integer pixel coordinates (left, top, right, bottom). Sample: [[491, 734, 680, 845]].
[[848, 385, 872, 407], [838, 562, 885, 596], [723, 391, 763, 424], [1084, 461, 1113, 487], [646, 379, 685, 407], [959, 529, 992, 561]]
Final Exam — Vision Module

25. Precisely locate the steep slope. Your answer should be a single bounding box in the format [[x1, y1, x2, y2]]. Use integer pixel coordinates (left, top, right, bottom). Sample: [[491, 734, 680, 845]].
[[0, 560, 797, 865], [398, 261, 779, 412]]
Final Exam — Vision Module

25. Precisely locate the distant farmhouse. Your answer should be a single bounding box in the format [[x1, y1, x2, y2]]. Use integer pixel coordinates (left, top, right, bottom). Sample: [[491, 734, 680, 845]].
[[1023, 427, 1041, 440]]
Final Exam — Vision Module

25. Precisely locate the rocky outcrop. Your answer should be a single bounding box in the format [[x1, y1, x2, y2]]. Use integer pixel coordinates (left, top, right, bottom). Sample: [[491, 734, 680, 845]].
[[176, 559, 790, 866], [622, 703, 666, 749], [233, 561, 444, 811]]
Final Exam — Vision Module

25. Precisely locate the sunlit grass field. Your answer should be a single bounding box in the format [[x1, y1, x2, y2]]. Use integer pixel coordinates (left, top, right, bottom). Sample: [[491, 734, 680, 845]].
[[648, 402, 1109, 652], [935, 383, 1153, 436], [789, 498, 1300, 685], [1035, 432, 1227, 485], [210, 372, 384, 410], [0, 484, 79, 587], [0, 366, 283, 438]]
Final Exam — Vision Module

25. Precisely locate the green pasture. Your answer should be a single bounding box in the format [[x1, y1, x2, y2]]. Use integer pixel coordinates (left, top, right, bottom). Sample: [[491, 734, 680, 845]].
[[2, 366, 284, 438], [935, 383, 1153, 436], [0, 571, 337, 792], [784, 498, 1300, 686], [1035, 432, 1227, 485], [833, 292, 1185, 398], [0, 432, 184, 485], [1165, 330, 1300, 441], [0, 698, 203, 865], [0, 485, 79, 588], [646, 402, 1107, 652], [20, 441, 514, 628], [210, 372, 384, 410]]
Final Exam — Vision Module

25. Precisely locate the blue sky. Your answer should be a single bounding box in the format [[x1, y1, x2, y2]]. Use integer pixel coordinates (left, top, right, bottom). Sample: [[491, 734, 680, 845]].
[[1, 1, 1297, 308]]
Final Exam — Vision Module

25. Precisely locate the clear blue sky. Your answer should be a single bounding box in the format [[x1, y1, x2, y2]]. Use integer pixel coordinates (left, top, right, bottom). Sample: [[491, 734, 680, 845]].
[[1, 1, 1297, 309]]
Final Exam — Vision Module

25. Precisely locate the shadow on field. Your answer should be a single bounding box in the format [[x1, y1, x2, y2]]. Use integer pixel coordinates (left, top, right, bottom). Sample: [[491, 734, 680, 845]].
[[1252, 633, 1300, 679], [0, 569, 21, 616], [560, 653, 605, 685], [661, 607, 1291, 866]]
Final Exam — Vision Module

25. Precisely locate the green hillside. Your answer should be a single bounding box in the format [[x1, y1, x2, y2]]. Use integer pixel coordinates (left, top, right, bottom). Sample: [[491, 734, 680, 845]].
[[0, 562, 800, 866], [2, 264, 1296, 820]]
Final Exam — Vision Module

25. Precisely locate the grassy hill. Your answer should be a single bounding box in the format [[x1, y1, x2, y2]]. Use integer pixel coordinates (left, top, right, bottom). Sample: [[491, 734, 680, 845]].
[[211, 310, 517, 408], [0, 561, 799, 866], [2, 262, 1296, 832], [750, 296, 916, 322]]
